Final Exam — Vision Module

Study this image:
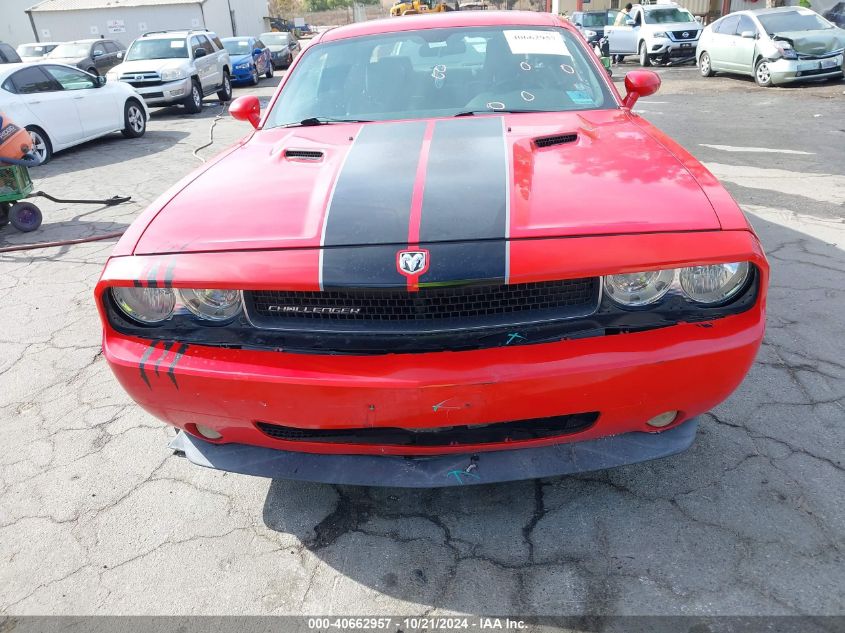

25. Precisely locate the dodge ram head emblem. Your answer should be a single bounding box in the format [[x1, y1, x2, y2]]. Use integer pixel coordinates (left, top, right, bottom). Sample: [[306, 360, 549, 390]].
[[397, 249, 429, 276]]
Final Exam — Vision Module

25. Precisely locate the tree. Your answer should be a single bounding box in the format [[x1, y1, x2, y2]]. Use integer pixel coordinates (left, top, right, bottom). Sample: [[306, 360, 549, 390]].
[[270, 0, 304, 18]]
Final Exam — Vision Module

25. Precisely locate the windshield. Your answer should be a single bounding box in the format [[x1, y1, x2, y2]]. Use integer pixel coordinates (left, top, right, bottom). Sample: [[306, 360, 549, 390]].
[[581, 13, 608, 27], [757, 10, 833, 33], [644, 8, 695, 23], [17, 44, 55, 57], [126, 38, 189, 60], [49, 43, 90, 58], [223, 39, 254, 55], [262, 33, 291, 45], [265, 26, 613, 128]]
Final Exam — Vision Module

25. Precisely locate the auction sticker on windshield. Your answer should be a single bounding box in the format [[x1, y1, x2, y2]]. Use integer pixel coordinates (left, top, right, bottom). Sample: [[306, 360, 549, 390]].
[[504, 30, 569, 56]]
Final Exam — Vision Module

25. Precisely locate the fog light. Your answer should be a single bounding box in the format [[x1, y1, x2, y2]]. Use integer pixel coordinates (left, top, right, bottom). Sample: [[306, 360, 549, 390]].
[[169, 88, 185, 97], [196, 424, 222, 440], [646, 411, 678, 428]]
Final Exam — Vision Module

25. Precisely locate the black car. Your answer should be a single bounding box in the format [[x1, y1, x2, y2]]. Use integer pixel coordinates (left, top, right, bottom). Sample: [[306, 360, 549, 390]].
[[259, 31, 301, 69], [824, 2, 845, 27], [0, 42, 23, 64], [570, 10, 618, 43], [46, 39, 126, 76]]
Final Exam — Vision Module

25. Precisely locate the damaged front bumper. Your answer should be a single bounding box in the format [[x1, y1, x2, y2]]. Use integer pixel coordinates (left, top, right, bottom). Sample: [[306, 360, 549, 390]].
[[169, 418, 699, 487], [768, 53, 844, 84]]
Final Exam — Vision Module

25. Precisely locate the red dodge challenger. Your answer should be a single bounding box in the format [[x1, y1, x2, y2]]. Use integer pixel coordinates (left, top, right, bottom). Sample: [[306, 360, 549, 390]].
[[95, 11, 768, 487]]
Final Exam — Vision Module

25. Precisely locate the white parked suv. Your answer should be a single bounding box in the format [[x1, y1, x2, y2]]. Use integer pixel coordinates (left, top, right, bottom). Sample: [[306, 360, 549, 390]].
[[607, 2, 702, 66], [106, 29, 231, 113]]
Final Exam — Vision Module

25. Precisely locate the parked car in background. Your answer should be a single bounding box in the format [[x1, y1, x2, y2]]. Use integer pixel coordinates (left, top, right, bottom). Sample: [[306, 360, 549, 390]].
[[570, 10, 618, 44], [0, 43, 23, 64], [260, 31, 301, 68], [0, 62, 148, 163], [697, 7, 845, 86], [46, 39, 126, 76], [107, 29, 232, 113], [606, 2, 702, 66], [16, 42, 60, 63], [221, 37, 273, 85], [823, 2, 845, 28]]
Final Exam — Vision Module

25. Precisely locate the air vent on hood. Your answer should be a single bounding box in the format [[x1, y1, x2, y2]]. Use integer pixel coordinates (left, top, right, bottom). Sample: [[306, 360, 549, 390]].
[[534, 133, 578, 148], [284, 149, 324, 161]]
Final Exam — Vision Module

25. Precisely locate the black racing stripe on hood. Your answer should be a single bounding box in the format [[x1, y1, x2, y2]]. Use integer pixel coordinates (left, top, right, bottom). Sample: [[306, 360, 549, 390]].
[[321, 121, 426, 288], [419, 117, 508, 285]]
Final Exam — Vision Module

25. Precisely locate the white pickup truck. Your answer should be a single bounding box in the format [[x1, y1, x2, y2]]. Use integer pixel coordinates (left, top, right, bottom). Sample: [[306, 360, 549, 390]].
[[606, 2, 702, 66]]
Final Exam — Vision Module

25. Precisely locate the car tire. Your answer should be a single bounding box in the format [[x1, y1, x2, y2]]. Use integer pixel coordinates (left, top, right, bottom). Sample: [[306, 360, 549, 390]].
[[184, 79, 203, 114], [639, 41, 652, 67], [0, 203, 9, 228], [265, 63, 274, 79], [755, 59, 773, 87], [25, 126, 52, 164], [121, 99, 146, 138], [699, 51, 714, 77], [250, 65, 260, 86], [217, 71, 233, 102]]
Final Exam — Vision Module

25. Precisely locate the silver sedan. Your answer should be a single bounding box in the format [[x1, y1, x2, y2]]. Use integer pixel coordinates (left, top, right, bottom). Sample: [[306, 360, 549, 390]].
[[696, 7, 845, 86]]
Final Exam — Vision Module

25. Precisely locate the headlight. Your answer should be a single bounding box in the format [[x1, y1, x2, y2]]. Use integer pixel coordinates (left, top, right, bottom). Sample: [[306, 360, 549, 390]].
[[112, 287, 175, 324], [604, 269, 675, 307], [161, 68, 187, 82], [679, 262, 749, 305], [178, 289, 242, 321], [653, 31, 667, 38]]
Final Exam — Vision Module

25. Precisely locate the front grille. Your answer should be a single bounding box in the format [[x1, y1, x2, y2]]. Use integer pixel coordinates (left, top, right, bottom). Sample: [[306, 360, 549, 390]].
[[245, 278, 600, 333], [796, 49, 844, 60], [797, 67, 839, 77], [255, 412, 599, 447], [120, 71, 162, 88], [671, 30, 698, 40]]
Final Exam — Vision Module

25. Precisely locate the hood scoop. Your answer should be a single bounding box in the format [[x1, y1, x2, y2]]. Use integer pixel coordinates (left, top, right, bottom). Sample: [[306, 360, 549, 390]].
[[534, 133, 578, 148], [284, 149, 325, 162]]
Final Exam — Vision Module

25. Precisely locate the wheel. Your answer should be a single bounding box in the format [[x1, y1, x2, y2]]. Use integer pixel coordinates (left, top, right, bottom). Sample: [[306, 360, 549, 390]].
[[9, 202, 42, 232], [249, 65, 260, 86], [265, 62, 274, 79], [25, 126, 52, 164], [699, 51, 714, 77], [755, 59, 773, 87], [639, 41, 652, 67], [216, 71, 232, 102], [121, 100, 146, 138], [0, 203, 9, 228], [183, 79, 203, 113]]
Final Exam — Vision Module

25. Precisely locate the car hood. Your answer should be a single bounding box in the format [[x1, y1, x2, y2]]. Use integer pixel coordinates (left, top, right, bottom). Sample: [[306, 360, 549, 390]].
[[267, 45, 288, 52], [110, 59, 188, 74], [771, 29, 845, 54], [229, 53, 252, 65], [133, 110, 722, 255]]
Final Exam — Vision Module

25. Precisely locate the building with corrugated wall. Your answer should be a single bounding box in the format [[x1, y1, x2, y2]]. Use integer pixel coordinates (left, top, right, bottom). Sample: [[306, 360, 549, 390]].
[[22, 0, 270, 45]]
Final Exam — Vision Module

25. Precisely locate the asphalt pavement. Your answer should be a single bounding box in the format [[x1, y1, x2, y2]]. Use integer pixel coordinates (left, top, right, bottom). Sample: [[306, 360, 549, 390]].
[[0, 66, 843, 619]]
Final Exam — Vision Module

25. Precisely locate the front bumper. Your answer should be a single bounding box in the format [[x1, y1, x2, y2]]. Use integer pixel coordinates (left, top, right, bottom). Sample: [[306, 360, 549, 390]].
[[768, 54, 844, 84], [649, 38, 698, 58], [129, 77, 192, 106], [169, 417, 699, 487], [231, 66, 255, 83]]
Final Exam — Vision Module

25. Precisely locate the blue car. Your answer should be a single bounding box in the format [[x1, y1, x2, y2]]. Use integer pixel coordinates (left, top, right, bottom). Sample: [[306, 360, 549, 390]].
[[221, 37, 273, 85]]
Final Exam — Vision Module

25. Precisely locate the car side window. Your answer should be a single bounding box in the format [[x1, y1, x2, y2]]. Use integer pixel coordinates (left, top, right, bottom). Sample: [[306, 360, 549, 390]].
[[93, 43, 106, 56], [190, 36, 203, 57], [211, 35, 225, 50], [103, 41, 118, 53], [197, 35, 213, 51], [1, 43, 21, 63], [255, 39, 265, 48], [735, 15, 757, 36], [9, 66, 59, 94], [633, 9, 643, 26], [718, 15, 741, 36], [44, 65, 97, 90]]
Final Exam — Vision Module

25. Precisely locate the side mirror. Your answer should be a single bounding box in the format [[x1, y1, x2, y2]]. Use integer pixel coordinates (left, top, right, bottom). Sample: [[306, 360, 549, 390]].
[[97, 75, 107, 86], [622, 70, 660, 109], [194, 47, 207, 58], [92, 50, 103, 58], [230, 95, 261, 129], [253, 48, 263, 56], [740, 30, 756, 38], [117, 50, 124, 58]]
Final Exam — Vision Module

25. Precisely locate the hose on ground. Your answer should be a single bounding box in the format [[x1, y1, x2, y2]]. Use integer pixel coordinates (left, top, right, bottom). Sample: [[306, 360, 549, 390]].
[[0, 231, 126, 254]]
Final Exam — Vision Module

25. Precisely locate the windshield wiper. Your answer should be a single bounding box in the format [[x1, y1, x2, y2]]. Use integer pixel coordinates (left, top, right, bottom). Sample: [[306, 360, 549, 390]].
[[454, 109, 548, 117], [295, 117, 374, 127]]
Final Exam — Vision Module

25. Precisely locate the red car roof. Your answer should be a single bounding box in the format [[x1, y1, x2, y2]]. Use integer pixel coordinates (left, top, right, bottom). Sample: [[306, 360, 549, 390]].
[[320, 10, 573, 42]]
